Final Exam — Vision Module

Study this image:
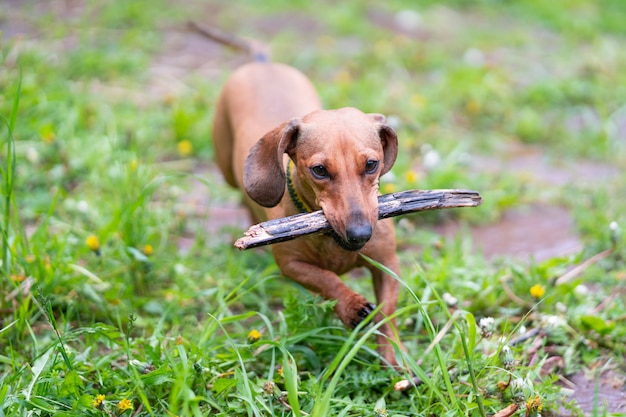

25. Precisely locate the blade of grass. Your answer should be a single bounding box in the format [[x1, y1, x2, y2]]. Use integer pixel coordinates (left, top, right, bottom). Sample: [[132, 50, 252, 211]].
[[310, 304, 415, 417], [35, 289, 73, 371], [316, 303, 378, 387], [25, 348, 54, 401], [207, 313, 268, 417], [416, 267, 487, 417], [282, 350, 302, 417], [456, 313, 486, 417], [360, 254, 459, 410], [1, 70, 21, 281]]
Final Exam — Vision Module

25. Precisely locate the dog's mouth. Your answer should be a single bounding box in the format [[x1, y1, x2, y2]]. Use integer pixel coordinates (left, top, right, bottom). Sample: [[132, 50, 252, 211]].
[[328, 230, 368, 252]]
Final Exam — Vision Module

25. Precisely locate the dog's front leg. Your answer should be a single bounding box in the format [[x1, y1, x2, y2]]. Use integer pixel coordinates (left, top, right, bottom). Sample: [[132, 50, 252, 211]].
[[276, 257, 376, 329]]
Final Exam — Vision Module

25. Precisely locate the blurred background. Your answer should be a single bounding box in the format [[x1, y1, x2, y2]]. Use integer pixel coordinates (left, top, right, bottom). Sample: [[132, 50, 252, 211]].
[[1, 0, 625, 415]]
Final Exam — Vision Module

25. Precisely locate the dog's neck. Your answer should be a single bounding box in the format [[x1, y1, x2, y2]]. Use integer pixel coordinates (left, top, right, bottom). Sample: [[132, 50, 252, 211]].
[[286, 159, 313, 213]]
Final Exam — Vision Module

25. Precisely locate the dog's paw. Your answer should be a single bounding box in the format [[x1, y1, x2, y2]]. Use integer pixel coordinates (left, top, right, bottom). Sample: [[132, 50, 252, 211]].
[[336, 294, 376, 329], [351, 302, 376, 328]]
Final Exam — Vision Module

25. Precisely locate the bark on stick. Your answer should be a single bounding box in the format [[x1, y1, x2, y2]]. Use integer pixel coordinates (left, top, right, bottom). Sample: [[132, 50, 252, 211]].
[[234, 189, 482, 250]]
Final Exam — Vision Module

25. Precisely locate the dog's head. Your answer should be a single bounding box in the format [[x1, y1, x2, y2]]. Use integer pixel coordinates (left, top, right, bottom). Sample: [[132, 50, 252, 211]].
[[244, 107, 398, 251]]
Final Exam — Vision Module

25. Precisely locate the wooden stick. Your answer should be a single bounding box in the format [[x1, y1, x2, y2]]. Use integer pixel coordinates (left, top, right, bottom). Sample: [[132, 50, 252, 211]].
[[234, 189, 482, 250]]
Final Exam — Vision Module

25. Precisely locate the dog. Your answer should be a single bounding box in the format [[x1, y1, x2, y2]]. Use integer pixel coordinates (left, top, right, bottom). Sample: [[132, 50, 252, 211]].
[[196, 23, 405, 366]]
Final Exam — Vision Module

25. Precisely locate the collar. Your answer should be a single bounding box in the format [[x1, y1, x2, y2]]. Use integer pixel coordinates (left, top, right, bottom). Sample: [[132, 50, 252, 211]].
[[286, 159, 312, 213]]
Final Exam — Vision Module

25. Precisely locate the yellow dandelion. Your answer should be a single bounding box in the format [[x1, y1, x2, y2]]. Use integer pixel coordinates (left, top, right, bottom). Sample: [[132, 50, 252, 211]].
[[465, 99, 481, 115], [405, 170, 418, 184], [411, 94, 427, 108], [374, 40, 392, 57], [40, 127, 56, 144], [526, 395, 543, 412], [530, 284, 545, 299], [117, 398, 133, 413], [333, 70, 352, 85], [92, 394, 105, 408], [381, 183, 396, 194], [175, 335, 184, 345], [10, 274, 26, 283], [129, 159, 138, 171], [374, 408, 388, 417], [247, 329, 261, 343], [86, 235, 101, 254], [142, 244, 153, 256], [177, 140, 193, 157]]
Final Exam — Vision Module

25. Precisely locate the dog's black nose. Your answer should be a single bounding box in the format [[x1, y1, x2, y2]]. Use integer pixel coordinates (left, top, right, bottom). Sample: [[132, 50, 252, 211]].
[[346, 222, 372, 247]]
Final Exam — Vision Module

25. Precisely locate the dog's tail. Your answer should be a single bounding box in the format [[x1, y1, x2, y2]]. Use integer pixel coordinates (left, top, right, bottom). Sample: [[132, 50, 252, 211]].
[[188, 21, 271, 62]]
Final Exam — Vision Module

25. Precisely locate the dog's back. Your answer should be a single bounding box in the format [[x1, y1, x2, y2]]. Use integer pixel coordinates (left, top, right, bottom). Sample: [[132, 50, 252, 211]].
[[212, 62, 321, 191], [190, 22, 322, 191]]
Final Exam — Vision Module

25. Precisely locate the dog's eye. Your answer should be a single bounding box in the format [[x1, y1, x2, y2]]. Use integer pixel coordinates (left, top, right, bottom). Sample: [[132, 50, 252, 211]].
[[310, 165, 329, 179], [364, 160, 379, 174]]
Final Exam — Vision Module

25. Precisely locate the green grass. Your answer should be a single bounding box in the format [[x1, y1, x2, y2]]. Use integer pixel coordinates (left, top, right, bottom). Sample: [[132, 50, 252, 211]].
[[1, 0, 626, 416]]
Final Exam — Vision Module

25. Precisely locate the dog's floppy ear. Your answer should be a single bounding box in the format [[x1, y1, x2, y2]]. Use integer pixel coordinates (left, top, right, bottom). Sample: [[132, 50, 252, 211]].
[[244, 118, 300, 207], [368, 114, 398, 176]]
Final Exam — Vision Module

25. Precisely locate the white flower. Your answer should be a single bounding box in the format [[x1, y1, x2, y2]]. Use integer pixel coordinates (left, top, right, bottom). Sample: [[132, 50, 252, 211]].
[[394, 10, 422, 32], [510, 377, 525, 391], [610, 221, 620, 245], [443, 292, 459, 307], [385, 115, 402, 130], [63, 198, 76, 210], [500, 345, 515, 371], [478, 316, 494, 338], [26, 147, 40, 164], [423, 149, 441, 171], [463, 48, 485, 67], [574, 284, 589, 296], [169, 185, 185, 198], [539, 314, 567, 329], [510, 377, 527, 402], [384, 171, 397, 182], [174, 263, 187, 275], [478, 316, 494, 329], [76, 200, 89, 213]]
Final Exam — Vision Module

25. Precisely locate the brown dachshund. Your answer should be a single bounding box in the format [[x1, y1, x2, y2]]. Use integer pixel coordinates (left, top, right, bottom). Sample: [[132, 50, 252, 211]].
[[204, 24, 405, 366]]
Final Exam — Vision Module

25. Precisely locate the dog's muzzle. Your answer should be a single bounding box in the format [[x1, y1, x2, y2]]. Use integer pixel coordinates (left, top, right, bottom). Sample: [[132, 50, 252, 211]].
[[330, 211, 373, 251]]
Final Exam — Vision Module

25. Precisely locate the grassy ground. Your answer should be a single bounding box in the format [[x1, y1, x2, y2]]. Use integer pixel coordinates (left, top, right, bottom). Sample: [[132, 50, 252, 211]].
[[1, 0, 626, 416]]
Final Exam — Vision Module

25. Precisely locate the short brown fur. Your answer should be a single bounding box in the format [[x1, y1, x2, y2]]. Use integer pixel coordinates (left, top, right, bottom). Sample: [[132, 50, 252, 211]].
[[213, 58, 405, 366]]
